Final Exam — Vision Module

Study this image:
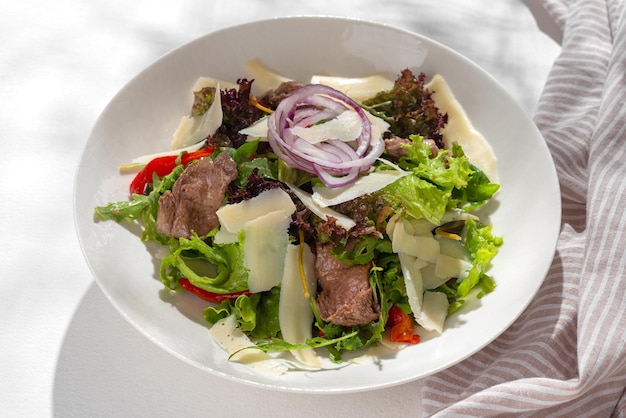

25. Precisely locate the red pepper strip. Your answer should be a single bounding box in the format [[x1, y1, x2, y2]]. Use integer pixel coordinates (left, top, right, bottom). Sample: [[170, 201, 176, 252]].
[[387, 305, 420, 344], [178, 278, 250, 303], [129, 146, 216, 195]]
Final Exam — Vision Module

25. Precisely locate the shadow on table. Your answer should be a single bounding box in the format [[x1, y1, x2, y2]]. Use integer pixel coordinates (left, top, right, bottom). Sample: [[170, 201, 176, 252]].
[[53, 282, 423, 417]]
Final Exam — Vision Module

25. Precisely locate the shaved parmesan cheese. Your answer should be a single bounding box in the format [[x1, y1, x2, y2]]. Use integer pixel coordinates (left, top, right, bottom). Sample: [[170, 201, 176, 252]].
[[214, 189, 296, 292], [426, 74, 499, 183], [419, 291, 449, 334], [404, 218, 436, 236], [398, 253, 448, 334], [385, 212, 400, 238], [171, 83, 223, 150], [398, 252, 424, 323], [243, 209, 291, 293], [216, 188, 296, 234], [412, 257, 429, 271], [245, 58, 293, 95], [391, 220, 440, 263], [240, 115, 269, 141], [421, 263, 441, 290], [208, 315, 292, 375], [279, 244, 322, 369], [212, 228, 238, 245], [279, 244, 316, 343], [312, 170, 409, 208], [209, 315, 277, 363], [310, 74, 394, 103], [434, 253, 471, 281], [290, 110, 363, 144], [438, 237, 470, 262], [247, 359, 292, 375], [287, 184, 356, 230]]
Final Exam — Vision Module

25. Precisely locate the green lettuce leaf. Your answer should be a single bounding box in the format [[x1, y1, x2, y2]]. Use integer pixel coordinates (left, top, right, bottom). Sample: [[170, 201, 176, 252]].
[[160, 233, 249, 294], [204, 286, 281, 339], [448, 143, 500, 210], [381, 174, 450, 224], [457, 219, 503, 298], [379, 140, 499, 223], [248, 286, 281, 338], [398, 136, 473, 190]]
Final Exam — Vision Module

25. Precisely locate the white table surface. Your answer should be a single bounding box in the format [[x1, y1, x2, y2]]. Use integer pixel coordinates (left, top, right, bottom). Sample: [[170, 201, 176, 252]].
[[0, 1, 559, 416]]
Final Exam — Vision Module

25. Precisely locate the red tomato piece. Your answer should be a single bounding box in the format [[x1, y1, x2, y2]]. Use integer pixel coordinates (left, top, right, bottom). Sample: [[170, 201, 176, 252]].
[[388, 305, 420, 344]]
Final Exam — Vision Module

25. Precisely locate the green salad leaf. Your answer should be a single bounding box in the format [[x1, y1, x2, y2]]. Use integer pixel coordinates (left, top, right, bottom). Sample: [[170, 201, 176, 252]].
[[361, 69, 446, 147], [434, 219, 502, 305], [397, 136, 473, 189], [161, 233, 249, 294], [94, 164, 184, 244], [217, 140, 277, 188], [381, 174, 450, 224], [204, 286, 281, 339], [448, 143, 500, 210], [379, 139, 499, 224], [458, 219, 503, 298]]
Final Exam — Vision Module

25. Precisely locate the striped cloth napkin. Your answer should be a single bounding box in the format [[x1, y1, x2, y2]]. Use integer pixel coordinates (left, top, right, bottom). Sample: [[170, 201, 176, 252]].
[[422, 0, 626, 416]]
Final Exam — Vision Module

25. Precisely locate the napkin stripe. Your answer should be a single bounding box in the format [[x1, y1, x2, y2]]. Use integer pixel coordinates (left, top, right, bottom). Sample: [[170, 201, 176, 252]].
[[422, 0, 626, 416]]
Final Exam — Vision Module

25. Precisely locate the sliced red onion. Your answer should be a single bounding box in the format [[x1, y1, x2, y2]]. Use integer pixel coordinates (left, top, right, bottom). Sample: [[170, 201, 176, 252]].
[[267, 84, 385, 188]]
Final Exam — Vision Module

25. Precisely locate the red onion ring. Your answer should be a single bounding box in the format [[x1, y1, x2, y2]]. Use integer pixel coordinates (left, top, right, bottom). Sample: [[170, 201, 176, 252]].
[[267, 84, 385, 188]]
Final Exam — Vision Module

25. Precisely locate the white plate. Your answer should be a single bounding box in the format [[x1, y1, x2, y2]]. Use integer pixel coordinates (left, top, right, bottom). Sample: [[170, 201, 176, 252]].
[[74, 16, 560, 393]]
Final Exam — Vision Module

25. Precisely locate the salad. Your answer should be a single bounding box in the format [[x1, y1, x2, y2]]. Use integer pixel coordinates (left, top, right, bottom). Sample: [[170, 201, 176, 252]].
[[95, 61, 502, 372]]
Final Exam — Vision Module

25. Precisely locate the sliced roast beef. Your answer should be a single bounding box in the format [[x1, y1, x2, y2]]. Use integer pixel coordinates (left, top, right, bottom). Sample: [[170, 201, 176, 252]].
[[314, 243, 380, 327], [384, 136, 412, 160], [156, 152, 237, 238], [259, 81, 303, 110]]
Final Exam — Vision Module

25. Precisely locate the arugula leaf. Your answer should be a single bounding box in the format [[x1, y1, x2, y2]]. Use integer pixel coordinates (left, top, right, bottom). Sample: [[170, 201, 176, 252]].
[[334, 235, 393, 265], [277, 158, 315, 187], [248, 286, 281, 338], [94, 165, 184, 244], [377, 254, 410, 311], [94, 194, 150, 222], [248, 330, 360, 360], [237, 158, 276, 187], [218, 140, 277, 188], [230, 139, 259, 163]]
